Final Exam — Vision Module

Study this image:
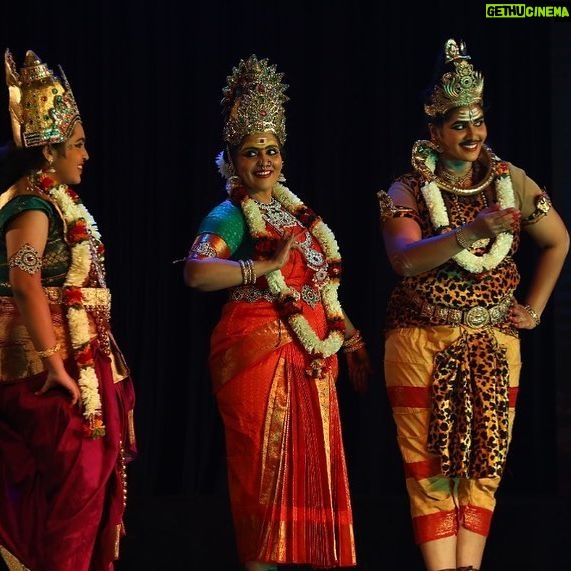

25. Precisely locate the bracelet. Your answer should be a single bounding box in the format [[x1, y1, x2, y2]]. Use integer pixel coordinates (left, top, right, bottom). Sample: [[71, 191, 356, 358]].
[[238, 259, 257, 285], [342, 330, 366, 353], [454, 226, 473, 250], [523, 304, 541, 327], [36, 342, 61, 359]]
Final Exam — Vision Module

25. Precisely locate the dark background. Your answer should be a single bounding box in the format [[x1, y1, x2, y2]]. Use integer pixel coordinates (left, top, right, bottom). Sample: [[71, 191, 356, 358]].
[[1, 2, 570, 569]]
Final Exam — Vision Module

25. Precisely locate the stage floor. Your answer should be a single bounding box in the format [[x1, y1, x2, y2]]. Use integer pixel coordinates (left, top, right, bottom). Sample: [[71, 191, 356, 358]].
[[111, 493, 570, 570]]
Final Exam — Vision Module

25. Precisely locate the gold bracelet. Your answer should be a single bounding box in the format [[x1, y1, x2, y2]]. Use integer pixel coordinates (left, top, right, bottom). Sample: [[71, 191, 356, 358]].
[[523, 304, 541, 327], [342, 330, 366, 353], [238, 259, 256, 285], [238, 259, 247, 284], [246, 259, 256, 284], [454, 226, 473, 250], [37, 342, 61, 359]]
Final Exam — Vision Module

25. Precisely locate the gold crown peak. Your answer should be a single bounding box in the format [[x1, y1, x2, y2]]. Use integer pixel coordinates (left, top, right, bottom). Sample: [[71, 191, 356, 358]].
[[424, 38, 484, 118], [221, 54, 289, 147], [5, 48, 82, 148]]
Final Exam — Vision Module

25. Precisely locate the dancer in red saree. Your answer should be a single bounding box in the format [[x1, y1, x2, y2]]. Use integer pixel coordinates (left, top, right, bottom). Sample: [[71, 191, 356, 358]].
[[184, 55, 371, 571]]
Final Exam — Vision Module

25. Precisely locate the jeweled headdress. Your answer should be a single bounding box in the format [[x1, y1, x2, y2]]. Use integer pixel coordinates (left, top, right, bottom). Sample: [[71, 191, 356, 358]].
[[221, 54, 289, 147], [5, 49, 81, 148], [424, 39, 484, 118]]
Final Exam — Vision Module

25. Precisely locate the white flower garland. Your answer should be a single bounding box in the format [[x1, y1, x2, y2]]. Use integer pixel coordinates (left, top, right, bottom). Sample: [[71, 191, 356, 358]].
[[419, 147, 515, 273], [44, 182, 105, 430], [240, 182, 345, 359]]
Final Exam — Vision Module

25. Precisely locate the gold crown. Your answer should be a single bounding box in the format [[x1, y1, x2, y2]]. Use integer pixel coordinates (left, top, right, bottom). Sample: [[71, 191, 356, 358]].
[[5, 49, 82, 148], [424, 39, 484, 118], [221, 54, 289, 147]]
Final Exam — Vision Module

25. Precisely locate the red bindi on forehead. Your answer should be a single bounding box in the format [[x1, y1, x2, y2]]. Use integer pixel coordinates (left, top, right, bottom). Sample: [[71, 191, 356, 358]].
[[239, 133, 279, 151]]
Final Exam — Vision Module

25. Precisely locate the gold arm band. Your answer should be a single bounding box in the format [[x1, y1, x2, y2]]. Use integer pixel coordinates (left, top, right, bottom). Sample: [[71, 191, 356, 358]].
[[36, 342, 61, 358], [8, 243, 42, 275]]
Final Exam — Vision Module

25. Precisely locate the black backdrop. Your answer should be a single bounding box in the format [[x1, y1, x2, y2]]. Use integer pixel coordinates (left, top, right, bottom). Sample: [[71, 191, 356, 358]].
[[1, 1, 570, 504]]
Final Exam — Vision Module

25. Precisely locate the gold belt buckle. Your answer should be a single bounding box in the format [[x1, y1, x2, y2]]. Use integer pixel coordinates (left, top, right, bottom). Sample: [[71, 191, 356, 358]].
[[464, 306, 490, 328]]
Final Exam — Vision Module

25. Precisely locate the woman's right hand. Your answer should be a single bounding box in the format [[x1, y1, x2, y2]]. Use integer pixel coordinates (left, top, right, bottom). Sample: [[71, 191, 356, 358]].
[[35, 368, 81, 405], [470, 203, 521, 239], [270, 232, 296, 270]]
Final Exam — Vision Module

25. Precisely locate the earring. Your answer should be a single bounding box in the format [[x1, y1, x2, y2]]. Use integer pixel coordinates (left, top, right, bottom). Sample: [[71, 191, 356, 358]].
[[46, 159, 56, 173], [225, 175, 243, 195]]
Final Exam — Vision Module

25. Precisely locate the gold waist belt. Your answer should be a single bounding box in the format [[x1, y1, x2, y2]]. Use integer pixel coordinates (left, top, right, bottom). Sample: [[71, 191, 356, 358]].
[[0, 287, 123, 383], [408, 291, 513, 329], [43, 286, 111, 310]]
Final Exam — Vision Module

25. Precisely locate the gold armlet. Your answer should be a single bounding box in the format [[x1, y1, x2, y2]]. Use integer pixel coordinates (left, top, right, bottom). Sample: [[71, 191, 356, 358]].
[[8, 243, 43, 275], [522, 191, 552, 227], [377, 190, 397, 223]]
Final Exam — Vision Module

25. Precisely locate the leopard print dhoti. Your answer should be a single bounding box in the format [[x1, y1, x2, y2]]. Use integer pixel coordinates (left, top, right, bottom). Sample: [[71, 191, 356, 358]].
[[384, 325, 521, 544]]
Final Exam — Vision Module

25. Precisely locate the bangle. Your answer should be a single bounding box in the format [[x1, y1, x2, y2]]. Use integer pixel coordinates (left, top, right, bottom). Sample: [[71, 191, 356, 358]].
[[343, 330, 366, 353], [455, 226, 473, 250], [238, 259, 257, 285], [37, 342, 61, 359], [247, 259, 257, 284], [523, 304, 541, 327]]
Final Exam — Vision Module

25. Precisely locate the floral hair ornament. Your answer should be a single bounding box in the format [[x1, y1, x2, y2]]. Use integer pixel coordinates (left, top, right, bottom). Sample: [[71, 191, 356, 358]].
[[5, 48, 81, 148], [424, 38, 484, 118]]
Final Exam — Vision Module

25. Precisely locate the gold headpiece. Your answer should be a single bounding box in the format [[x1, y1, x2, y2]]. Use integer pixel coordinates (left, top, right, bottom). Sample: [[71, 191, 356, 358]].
[[221, 54, 288, 147], [424, 39, 484, 118], [5, 49, 81, 148]]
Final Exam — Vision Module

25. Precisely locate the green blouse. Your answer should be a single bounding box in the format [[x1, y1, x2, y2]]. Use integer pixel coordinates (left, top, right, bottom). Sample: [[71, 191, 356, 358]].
[[198, 199, 255, 259], [0, 194, 71, 295]]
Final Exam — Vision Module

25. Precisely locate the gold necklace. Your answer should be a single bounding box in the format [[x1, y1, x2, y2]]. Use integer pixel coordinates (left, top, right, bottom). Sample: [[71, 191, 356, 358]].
[[412, 140, 496, 196], [436, 165, 474, 188]]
